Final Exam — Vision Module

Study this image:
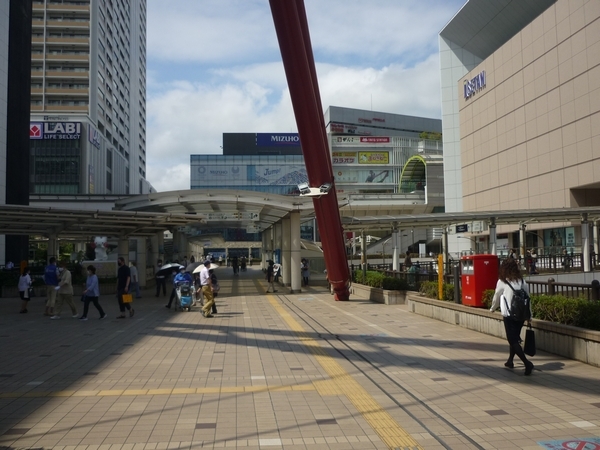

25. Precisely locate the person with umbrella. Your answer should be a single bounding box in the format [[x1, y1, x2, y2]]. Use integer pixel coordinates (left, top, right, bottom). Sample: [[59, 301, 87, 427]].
[[155, 259, 167, 297], [165, 267, 180, 309], [167, 266, 192, 309]]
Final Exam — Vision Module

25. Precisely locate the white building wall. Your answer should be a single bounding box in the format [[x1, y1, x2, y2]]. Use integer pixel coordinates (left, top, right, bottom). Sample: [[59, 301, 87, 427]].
[[439, 36, 481, 214]]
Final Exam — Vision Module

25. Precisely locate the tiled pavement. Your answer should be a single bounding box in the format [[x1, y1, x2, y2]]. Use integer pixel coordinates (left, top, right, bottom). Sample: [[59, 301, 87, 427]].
[[1, 267, 600, 450]]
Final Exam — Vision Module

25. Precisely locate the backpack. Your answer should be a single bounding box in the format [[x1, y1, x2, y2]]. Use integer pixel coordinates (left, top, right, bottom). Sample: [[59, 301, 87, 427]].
[[503, 281, 531, 321]]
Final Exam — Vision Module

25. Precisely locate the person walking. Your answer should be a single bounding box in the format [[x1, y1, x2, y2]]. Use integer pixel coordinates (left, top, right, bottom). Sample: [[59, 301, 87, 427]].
[[301, 258, 310, 286], [80, 265, 106, 320], [489, 258, 534, 375], [231, 256, 239, 276], [165, 268, 179, 309], [18, 267, 32, 314], [403, 251, 412, 271], [155, 259, 167, 297], [51, 261, 78, 319], [209, 268, 219, 314], [129, 261, 142, 298], [200, 260, 215, 318], [116, 257, 134, 318], [530, 249, 539, 274], [265, 260, 277, 293], [44, 257, 60, 316]]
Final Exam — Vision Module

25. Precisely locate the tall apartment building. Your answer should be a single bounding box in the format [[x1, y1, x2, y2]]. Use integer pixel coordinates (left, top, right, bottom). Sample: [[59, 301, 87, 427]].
[[29, 0, 152, 195]]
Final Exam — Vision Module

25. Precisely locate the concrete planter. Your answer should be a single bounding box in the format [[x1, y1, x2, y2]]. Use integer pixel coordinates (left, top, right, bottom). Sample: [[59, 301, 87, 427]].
[[351, 283, 407, 305], [406, 292, 600, 367]]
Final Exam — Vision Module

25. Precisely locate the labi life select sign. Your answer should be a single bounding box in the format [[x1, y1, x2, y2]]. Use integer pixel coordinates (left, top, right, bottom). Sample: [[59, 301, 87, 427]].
[[29, 122, 82, 140]]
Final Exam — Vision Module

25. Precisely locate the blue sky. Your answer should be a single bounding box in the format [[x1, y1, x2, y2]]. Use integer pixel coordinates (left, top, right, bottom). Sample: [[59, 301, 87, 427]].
[[145, 0, 467, 191]]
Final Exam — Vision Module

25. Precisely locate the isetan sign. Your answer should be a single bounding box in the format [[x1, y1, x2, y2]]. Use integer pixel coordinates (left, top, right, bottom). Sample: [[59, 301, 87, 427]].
[[464, 71, 486, 99]]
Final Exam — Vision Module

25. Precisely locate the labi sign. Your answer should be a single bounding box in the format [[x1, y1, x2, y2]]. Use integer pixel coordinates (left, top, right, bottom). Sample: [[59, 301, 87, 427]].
[[30, 122, 81, 140]]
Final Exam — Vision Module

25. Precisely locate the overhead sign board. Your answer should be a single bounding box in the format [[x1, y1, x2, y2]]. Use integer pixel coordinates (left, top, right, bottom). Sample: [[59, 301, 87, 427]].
[[334, 136, 391, 144], [456, 224, 469, 233], [206, 212, 259, 222]]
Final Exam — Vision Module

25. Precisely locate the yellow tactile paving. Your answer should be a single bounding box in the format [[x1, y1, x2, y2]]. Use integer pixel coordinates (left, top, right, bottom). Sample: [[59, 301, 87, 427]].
[[266, 293, 424, 450], [0, 383, 316, 399]]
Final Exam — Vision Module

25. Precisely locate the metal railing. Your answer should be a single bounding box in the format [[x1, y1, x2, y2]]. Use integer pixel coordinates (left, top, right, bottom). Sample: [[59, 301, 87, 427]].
[[527, 278, 600, 301], [363, 262, 600, 301]]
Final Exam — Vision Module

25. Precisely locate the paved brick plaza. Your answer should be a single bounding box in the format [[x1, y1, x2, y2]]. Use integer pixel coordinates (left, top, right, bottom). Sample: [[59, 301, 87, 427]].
[[1, 266, 600, 450]]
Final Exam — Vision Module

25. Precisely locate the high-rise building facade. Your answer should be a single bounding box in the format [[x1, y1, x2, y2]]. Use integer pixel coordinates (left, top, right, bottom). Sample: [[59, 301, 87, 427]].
[[29, 0, 151, 195], [1, 0, 33, 265]]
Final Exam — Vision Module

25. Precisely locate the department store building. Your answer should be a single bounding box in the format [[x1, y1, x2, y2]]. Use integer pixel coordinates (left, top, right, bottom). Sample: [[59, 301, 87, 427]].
[[190, 106, 444, 246], [440, 0, 600, 255]]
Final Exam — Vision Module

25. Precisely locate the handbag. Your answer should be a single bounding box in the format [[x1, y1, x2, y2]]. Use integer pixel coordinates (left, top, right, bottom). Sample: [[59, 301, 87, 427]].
[[27, 287, 35, 298], [524, 324, 536, 357], [122, 293, 133, 303]]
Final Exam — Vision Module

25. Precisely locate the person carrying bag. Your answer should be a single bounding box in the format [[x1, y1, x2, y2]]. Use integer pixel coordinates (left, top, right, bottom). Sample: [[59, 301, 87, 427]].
[[489, 258, 534, 375]]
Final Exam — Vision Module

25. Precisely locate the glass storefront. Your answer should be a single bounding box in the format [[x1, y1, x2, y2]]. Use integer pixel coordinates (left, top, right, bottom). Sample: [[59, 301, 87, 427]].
[[30, 138, 81, 194]]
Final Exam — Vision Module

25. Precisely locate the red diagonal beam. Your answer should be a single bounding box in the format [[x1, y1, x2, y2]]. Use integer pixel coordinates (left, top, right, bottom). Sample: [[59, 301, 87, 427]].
[[269, 0, 350, 300]]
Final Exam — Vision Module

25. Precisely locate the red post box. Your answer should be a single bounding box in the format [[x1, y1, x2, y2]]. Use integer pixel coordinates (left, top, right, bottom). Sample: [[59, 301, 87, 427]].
[[461, 254, 499, 307]]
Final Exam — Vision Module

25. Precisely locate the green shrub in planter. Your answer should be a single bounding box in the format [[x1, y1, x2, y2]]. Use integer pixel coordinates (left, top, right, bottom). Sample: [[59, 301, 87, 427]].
[[355, 270, 409, 291], [532, 295, 588, 326], [419, 281, 455, 301], [382, 277, 409, 291], [482, 289, 495, 309], [0, 271, 18, 287]]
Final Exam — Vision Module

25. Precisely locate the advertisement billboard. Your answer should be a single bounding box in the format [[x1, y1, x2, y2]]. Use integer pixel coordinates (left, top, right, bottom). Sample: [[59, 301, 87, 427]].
[[250, 165, 307, 185], [195, 165, 246, 184], [335, 169, 392, 183], [358, 152, 389, 164], [332, 152, 357, 164], [194, 164, 308, 186]]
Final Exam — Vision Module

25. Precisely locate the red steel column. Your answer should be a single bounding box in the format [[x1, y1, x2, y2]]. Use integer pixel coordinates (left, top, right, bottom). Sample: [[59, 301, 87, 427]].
[[269, 0, 350, 300]]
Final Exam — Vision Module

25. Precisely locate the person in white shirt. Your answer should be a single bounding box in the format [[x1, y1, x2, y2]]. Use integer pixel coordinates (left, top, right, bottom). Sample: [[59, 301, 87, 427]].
[[129, 261, 142, 298], [200, 260, 214, 318], [490, 258, 534, 375], [18, 268, 32, 314]]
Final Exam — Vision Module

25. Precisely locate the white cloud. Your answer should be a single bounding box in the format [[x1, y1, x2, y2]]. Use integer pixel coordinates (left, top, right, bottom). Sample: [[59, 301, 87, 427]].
[[145, 0, 466, 191], [147, 163, 190, 192]]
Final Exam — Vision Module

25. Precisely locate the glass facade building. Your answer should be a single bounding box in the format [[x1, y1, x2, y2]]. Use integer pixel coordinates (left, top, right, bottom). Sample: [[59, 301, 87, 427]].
[[29, 0, 152, 195], [191, 154, 307, 195]]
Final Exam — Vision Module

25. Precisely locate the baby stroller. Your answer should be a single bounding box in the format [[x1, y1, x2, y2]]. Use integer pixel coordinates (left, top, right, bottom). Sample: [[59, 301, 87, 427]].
[[176, 281, 194, 311]]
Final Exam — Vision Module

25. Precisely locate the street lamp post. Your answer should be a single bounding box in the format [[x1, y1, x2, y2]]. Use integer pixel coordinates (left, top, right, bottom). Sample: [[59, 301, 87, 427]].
[[381, 237, 391, 268]]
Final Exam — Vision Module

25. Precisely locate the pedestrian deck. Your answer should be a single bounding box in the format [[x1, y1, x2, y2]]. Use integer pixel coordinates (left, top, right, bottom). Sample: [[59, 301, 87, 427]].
[[1, 266, 600, 450]]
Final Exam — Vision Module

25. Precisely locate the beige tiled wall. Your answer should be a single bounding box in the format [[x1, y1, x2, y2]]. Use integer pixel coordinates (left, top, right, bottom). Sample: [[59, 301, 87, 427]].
[[459, 0, 600, 212]]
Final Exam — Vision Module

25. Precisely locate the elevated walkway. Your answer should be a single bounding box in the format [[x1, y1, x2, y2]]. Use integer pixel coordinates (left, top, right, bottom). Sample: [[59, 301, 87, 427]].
[[1, 267, 600, 449]]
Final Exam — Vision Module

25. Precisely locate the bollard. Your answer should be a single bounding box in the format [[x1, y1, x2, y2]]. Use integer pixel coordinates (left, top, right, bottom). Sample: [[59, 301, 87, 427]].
[[453, 263, 461, 304], [548, 278, 555, 296]]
